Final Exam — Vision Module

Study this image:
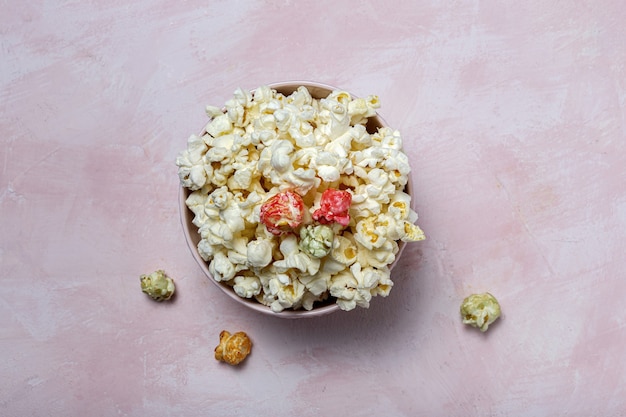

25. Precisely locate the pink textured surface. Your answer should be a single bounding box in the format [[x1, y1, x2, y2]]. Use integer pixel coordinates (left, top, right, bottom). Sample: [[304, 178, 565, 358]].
[[1, 1, 625, 416]]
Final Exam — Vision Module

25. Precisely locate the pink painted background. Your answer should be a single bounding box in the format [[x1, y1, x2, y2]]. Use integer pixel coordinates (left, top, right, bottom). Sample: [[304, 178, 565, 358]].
[[2, 1, 625, 416]]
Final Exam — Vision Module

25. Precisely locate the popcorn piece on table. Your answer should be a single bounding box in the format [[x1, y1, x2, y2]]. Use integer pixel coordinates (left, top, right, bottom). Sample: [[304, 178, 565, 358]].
[[214, 330, 252, 366], [140, 270, 176, 302], [460, 293, 501, 332]]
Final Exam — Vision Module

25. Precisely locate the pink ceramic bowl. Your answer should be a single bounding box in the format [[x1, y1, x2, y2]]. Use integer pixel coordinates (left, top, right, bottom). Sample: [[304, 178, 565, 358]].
[[179, 81, 415, 318]]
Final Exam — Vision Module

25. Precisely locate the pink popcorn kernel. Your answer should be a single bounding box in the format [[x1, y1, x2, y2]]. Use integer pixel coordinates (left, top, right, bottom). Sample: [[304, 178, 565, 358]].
[[259, 190, 305, 235], [313, 188, 352, 226]]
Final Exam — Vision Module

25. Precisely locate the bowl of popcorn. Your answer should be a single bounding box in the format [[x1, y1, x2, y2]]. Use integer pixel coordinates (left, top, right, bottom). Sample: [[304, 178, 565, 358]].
[[177, 81, 425, 317]]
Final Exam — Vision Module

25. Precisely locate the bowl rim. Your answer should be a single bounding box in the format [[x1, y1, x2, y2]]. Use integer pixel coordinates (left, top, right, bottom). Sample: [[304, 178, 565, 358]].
[[178, 81, 416, 318]]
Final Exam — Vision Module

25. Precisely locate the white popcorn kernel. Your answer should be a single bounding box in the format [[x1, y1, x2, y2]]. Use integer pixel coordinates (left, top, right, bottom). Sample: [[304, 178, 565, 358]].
[[370, 267, 393, 297], [330, 235, 358, 266], [291, 129, 316, 148], [269, 140, 294, 173], [197, 238, 217, 261], [380, 128, 403, 150], [314, 151, 343, 182], [269, 275, 306, 312], [226, 102, 245, 126], [349, 189, 382, 219], [349, 124, 372, 149], [354, 216, 388, 250], [356, 239, 397, 269], [328, 90, 351, 105], [388, 191, 412, 220], [316, 166, 340, 183], [350, 263, 380, 292], [221, 206, 246, 234], [348, 94, 380, 123], [301, 291, 324, 311], [247, 239, 274, 268], [293, 147, 317, 169], [287, 86, 314, 107], [205, 105, 224, 118], [233, 275, 262, 298], [348, 97, 369, 119], [185, 190, 209, 227], [274, 235, 321, 276], [176, 134, 209, 190], [207, 186, 230, 210], [324, 129, 353, 158], [238, 191, 263, 223], [318, 96, 351, 138], [329, 268, 372, 311], [205, 114, 233, 137], [281, 168, 319, 196], [365, 168, 395, 204], [253, 85, 274, 103], [231, 87, 253, 107], [274, 104, 301, 132], [200, 221, 233, 248], [382, 152, 411, 187], [227, 249, 249, 269], [401, 222, 426, 242], [206, 146, 230, 164], [209, 251, 236, 282], [228, 165, 254, 190], [298, 272, 331, 297]]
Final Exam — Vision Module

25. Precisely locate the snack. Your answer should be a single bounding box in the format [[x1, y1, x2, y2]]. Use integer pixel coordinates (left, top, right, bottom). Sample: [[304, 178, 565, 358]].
[[460, 292, 501, 332], [140, 270, 176, 301], [176, 85, 425, 312], [214, 330, 252, 366], [259, 190, 305, 235]]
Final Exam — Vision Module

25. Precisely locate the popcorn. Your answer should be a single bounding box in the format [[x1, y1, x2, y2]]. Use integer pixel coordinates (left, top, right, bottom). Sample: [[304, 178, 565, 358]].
[[233, 275, 262, 298], [214, 330, 252, 366], [274, 235, 321, 276], [259, 190, 305, 235], [348, 94, 380, 125], [312, 188, 352, 226], [177, 85, 426, 312], [269, 273, 306, 312], [357, 239, 398, 269], [461, 293, 501, 332], [205, 114, 232, 138], [299, 224, 334, 258], [209, 251, 236, 282], [175, 135, 209, 191], [246, 239, 274, 268], [329, 235, 358, 267]]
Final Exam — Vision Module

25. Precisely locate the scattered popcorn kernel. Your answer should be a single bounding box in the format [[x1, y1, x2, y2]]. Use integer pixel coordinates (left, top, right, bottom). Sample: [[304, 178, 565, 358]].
[[460, 293, 501, 332], [214, 330, 252, 366], [140, 270, 175, 302]]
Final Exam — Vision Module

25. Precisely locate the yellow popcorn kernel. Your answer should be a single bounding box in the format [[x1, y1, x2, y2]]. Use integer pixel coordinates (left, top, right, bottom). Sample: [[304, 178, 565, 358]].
[[366, 94, 380, 108], [402, 222, 426, 242], [355, 217, 387, 249]]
